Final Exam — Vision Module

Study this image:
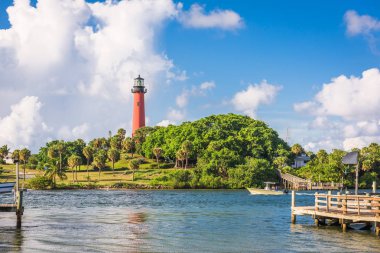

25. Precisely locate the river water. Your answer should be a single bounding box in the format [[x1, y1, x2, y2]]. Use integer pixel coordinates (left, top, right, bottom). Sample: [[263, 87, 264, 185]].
[[0, 190, 379, 252]]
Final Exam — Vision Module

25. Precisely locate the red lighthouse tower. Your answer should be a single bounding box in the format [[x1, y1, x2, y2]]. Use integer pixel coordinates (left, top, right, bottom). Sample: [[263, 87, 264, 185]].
[[131, 75, 147, 136]]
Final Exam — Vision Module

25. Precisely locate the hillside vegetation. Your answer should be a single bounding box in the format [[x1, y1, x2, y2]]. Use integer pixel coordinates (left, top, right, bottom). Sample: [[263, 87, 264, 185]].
[[1, 113, 378, 190]]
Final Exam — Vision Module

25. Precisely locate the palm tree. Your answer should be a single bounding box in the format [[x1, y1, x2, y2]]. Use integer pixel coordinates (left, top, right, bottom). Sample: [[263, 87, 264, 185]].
[[181, 140, 193, 169], [291, 144, 304, 156], [123, 137, 135, 158], [44, 162, 67, 188], [93, 150, 107, 180], [107, 148, 120, 174], [129, 159, 140, 181], [117, 128, 126, 147], [47, 146, 58, 184], [0, 145, 9, 160], [153, 147, 163, 168], [12, 149, 20, 162], [92, 138, 101, 151], [56, 142, 66, 174], [19, 148, 31, 184], [83, 146, 94, 180], [68, 155, 81, 182], [176, 149, 186, 169]]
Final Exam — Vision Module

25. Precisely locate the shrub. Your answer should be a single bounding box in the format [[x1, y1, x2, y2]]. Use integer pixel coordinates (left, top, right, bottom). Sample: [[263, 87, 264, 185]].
[[27, 176, 52, 190]]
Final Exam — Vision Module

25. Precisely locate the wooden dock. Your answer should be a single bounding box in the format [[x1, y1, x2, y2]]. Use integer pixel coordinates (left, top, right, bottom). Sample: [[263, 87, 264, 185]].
[[278, 170, 342, 191], [291, 191, 380, 235], [0, 162, 25, 228]]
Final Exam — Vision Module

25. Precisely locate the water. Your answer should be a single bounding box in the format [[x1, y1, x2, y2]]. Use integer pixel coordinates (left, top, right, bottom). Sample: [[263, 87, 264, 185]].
[[1, 190, 380, 252]]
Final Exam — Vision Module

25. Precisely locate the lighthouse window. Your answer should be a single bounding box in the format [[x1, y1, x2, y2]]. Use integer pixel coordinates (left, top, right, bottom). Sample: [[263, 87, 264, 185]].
[[137, 102, 140, 106]]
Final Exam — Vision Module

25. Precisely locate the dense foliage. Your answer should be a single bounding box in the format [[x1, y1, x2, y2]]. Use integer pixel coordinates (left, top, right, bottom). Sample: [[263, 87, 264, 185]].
[[142, 113, 290, 165], [143, 114, 291, 188], [291, 143, 380, 188]]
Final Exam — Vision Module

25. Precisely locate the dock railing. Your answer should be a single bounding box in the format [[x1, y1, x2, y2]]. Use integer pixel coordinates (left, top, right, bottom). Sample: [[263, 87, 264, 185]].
[[315, 193, 380, 216], [292, 191, 380, 235]]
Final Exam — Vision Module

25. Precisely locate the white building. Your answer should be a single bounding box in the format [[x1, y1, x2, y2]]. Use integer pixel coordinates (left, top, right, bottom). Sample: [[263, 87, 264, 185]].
[[4, 153, 14, 164], [292, 153, 310, 168]]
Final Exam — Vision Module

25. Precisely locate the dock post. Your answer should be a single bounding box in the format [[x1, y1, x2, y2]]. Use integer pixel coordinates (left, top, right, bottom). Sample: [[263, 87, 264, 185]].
[[15, 162, 23, 228], [314, 218, 319, 227], [373, 181, 377, 194], [342, 222, 347, 232], [291, 191, 296, 224], [16, 190, 23, 228]]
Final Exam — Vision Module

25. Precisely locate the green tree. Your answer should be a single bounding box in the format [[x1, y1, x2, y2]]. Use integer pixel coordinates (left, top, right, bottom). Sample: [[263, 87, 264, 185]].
[[0, 145, 10, 161], [181, 140, 193, 169], [56, 142, 66, 174], [93, 150, 107, 179], [110, 136, 121, 150], [117, 128, 126, 147], [107, 148, 120, 173], [82, 146, 94, 180], [12, 149, 20, 162], [123, 137, 136, 158], [129, 159, 140, 181], [27, 155, 39, 170], [291, 144, 304, 156], [44, 162, 67, 188], [19, 148, 31, 184], [176, 149, 186, 168], [68, 155, 82, 182], [153, 147, 163, 168]]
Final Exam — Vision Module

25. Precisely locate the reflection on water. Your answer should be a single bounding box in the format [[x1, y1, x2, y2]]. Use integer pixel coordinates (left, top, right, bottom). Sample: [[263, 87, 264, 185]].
[[0, 190, 380, 252], [0, 228, 23, 252]]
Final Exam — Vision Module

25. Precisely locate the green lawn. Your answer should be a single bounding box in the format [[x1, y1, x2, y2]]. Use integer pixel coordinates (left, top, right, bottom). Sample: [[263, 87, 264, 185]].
[[0, 155, 178, 189]]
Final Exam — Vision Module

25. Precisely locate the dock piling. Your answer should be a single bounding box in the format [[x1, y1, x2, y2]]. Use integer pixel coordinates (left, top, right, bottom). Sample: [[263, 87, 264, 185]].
[[291, 191, 296, 224]]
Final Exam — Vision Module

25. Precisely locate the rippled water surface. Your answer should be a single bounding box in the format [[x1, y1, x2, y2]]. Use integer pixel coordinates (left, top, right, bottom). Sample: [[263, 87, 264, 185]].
[[1, 190, 380, 252]]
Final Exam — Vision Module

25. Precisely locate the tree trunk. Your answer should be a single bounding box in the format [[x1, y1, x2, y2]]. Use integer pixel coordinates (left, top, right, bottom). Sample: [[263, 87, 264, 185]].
[[23, 162, 26, 185], [156, 157, 159, 168], [112, 161, 115, 174], [59, 153, 62, 174], [76, 166, 78, 182], [185, 154, 188, 169], [72, 168, 75, 182], [87, 159, 89, 181], [98, 168, 101, 180]]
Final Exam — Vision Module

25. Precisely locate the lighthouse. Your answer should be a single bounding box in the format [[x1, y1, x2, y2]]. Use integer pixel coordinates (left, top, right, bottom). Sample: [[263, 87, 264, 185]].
[[131, 75, 147, 136]]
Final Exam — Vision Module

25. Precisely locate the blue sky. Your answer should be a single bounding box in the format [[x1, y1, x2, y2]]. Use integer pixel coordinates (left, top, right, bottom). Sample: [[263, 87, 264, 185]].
[[0, 0, 379, 152]]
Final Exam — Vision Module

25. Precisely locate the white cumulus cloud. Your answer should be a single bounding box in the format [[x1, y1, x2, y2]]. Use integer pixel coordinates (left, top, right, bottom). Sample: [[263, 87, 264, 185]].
[[156, 119, 176, 127], [0, 96, 47, 149], [178, 4, 243, 30], [231, 80, 281, 118], [0, 0, 182, 151], [294, 68, 380, 151], [295, 68, 380, 120]]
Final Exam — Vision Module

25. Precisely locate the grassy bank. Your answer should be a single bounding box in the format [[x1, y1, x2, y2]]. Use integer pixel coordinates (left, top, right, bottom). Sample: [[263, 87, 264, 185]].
[[0, 155, 181, 190]]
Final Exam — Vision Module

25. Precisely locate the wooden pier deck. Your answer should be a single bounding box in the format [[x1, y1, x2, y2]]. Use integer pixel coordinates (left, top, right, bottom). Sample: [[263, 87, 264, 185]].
[[278, 170, 342, 191], [0, 203, 17, 212], [291, 191, 380, 235]]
